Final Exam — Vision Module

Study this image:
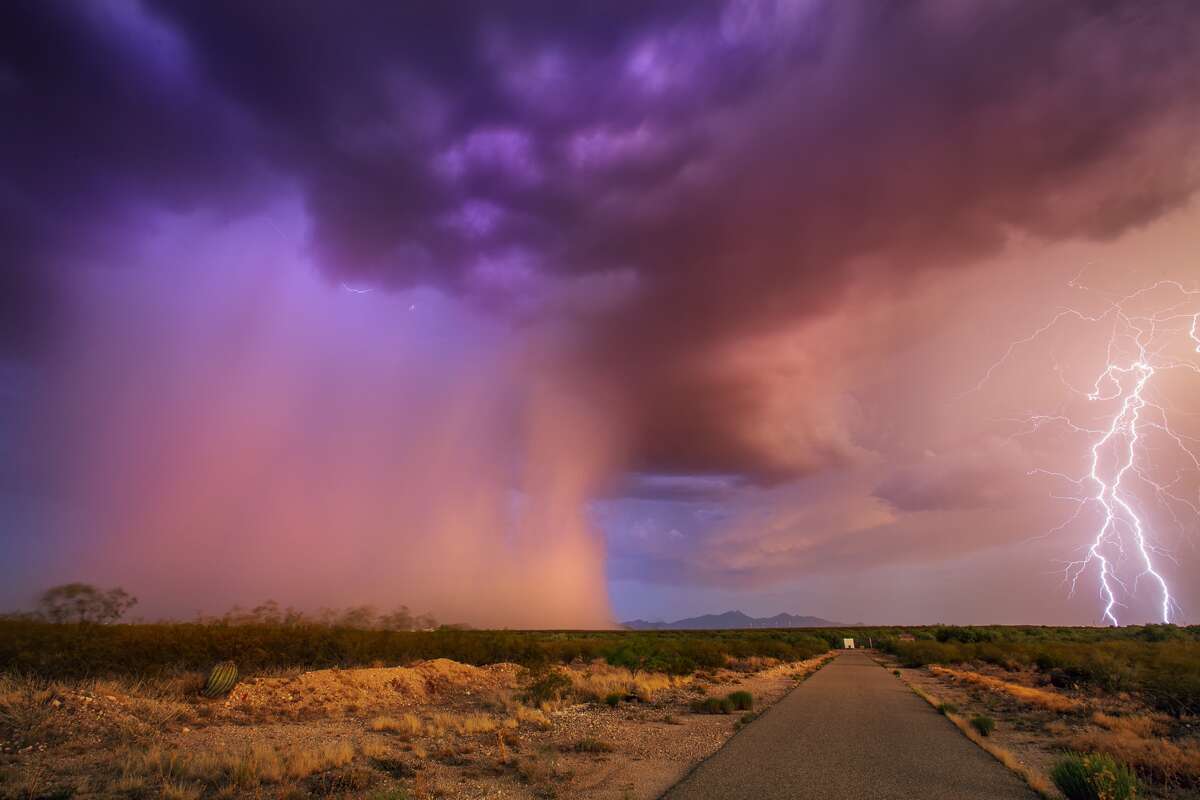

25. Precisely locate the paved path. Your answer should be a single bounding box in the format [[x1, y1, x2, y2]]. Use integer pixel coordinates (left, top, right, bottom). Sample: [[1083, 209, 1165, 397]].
[[663, 651, 1037, 800]]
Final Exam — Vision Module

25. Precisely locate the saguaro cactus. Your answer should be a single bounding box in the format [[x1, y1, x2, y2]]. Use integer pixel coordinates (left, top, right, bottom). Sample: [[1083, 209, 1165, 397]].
[[202, 660, 239, 698]]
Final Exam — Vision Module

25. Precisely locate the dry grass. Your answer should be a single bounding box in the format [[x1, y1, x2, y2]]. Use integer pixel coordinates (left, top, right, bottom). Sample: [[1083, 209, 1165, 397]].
[[369, 713, 423, 737], [726, 656, 779, 672], [426, 711, 499, 736], [161, 780, 202, 800], [1091, 711, 1165, 738], [0, 672, 204, 750], [225, 658, 507, 716], [483, 691, 554, 729], [0, 675, 59, 741], [1068, 724, 1200, 786], [567, 664, 689, 703], [357, 738, 391, 760], [116, 739, 359, 795], [929, 665, 1084, 713]]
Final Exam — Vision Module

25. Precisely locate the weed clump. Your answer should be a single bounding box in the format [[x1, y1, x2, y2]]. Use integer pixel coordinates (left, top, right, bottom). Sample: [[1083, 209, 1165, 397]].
[[726, 691, 753, 711], [937, 702, 958, 715], [1051, 752, 1138, 800], [690, 697, 734, 715], [970, 715, 995, 737], [603, 692, 621, 707]]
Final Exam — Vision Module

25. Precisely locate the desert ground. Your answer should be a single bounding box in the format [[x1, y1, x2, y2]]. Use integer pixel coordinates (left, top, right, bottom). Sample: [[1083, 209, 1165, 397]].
[[1, 648, 830, 799], [3, 623, 1199, 799]]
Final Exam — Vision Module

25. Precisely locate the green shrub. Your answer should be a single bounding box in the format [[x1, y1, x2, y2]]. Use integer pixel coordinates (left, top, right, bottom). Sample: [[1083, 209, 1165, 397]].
[[969, 715, 995, 737], [892, 669, 901, 676], [570, 738, 613, 753], [690, 697, 734, 714], [1051, 752, 1137, 800], [520, 668, 572, 705], [936, 702, 957, 715], [735, 711, 759, 729], [603, 692, 621, 707], [726, 690, 753, 711]]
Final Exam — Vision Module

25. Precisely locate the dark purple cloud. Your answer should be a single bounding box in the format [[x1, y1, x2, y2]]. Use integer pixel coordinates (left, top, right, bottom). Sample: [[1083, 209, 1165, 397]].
[[3, 0, 1199, 482]]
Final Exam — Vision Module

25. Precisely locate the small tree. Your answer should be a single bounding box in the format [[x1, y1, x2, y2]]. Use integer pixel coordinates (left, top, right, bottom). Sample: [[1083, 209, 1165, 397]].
[[38, 583, 137, 624], [379, 605, 414, 631]]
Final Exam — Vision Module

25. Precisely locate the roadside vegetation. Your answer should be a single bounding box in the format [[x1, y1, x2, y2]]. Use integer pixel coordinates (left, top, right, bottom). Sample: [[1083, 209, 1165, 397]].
[[883, 625, 1200, 797], [880, 624, 1200, 717], [1052, 752, 1138, 800]]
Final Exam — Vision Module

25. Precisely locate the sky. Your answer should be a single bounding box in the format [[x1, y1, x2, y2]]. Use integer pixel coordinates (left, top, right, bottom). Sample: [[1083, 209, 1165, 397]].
[[2, 1, 1199, 627]]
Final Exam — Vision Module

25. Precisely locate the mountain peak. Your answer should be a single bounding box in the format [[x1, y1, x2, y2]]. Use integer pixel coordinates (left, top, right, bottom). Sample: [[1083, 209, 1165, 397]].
[[621, 610, 839, 630]]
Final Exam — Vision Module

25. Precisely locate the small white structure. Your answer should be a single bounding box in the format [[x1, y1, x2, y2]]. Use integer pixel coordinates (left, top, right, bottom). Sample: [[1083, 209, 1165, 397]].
[[843, 638, 855, 649]]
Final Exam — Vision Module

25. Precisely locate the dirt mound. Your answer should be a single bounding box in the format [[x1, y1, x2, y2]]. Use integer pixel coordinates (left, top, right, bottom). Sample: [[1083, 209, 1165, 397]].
[[226, 659, 523, 713]]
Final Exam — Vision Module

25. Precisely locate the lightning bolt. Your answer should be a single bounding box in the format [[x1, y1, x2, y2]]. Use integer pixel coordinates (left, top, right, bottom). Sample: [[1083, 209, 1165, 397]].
[[975, 277, 1200, 625]]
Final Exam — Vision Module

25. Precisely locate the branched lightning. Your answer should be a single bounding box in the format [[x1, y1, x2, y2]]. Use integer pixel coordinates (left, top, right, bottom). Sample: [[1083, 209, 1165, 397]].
[[972, 276, 1200, 625]]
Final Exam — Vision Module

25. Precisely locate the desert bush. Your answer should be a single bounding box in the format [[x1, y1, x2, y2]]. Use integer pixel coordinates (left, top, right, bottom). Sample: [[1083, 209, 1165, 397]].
[[0, 619, 831, 680], [690, 697, 734, 714], [970, 715, 995, 736], [936, 702, 958, 715], [519, 668, 572, 705], [726, 690, 753, 710], [1051, 752, 1138, 800], [603, 692, 621, 707]]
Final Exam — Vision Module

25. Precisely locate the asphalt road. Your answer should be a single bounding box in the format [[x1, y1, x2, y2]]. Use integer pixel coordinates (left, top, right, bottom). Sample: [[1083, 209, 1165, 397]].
[[662, 651, 1037, 800]]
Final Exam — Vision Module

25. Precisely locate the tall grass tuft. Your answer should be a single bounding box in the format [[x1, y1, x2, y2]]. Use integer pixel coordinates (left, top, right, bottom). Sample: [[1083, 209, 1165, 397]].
[[970, 715, 995, 737], [1051, 752, 1138, 800]]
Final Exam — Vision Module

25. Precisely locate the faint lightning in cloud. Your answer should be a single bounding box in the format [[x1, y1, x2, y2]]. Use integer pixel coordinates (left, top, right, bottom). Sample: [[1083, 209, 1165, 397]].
[[340, 283, 374, 295], [976, 277, 1200, 625]]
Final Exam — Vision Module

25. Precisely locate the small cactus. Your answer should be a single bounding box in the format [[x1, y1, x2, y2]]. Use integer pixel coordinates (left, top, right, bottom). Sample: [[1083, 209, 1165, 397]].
[[202, 660, 239, 698]]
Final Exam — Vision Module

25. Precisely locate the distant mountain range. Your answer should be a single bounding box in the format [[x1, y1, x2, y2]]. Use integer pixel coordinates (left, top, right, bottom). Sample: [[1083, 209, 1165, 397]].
[[621, 610, 841, 630]]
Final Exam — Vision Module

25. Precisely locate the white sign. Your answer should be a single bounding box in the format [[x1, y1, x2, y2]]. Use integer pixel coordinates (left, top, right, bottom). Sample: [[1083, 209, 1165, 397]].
[[843, 638, 855, 649]]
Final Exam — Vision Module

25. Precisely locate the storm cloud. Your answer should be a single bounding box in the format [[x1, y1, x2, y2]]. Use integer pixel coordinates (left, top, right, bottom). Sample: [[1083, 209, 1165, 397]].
[[5, 0, 1200, 479], [3, 1, 1200, 622]]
